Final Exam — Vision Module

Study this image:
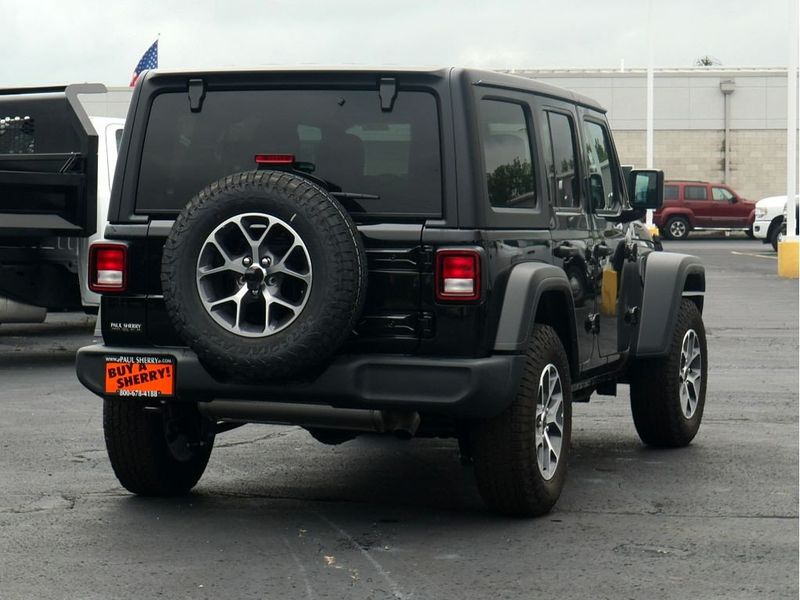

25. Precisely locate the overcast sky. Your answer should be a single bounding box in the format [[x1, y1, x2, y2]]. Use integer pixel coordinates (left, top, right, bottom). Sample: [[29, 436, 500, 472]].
[[0, 0, 793, 87]]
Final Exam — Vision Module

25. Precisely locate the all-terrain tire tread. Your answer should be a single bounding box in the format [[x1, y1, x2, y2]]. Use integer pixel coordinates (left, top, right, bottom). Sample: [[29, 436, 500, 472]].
[[473, 324, 572, 516], [629, 299, 707, 447], [103, 398, 213, 496]]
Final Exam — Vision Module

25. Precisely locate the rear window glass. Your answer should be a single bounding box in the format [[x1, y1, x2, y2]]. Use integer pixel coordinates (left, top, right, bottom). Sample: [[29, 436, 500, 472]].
[[684, 185, 707, 200], [664, 185, 679, 200], [136, 89, 442, 217]]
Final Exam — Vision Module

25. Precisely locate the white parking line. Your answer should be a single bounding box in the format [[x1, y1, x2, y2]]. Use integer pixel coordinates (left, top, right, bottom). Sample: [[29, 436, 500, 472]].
[[730, 251, 778, 260]]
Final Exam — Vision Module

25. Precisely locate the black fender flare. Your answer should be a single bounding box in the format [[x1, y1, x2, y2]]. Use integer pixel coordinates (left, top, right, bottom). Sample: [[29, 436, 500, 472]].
[[493, 262, 578, 363], [636, 252, 705, 357]]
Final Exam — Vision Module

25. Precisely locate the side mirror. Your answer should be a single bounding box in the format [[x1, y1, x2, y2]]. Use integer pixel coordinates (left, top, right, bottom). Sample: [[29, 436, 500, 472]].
[[731, 196, 738, 203], [627, 169, 664, 210]]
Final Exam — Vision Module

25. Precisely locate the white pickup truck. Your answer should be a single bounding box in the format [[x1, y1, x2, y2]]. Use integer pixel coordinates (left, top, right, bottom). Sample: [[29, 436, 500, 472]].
[[0, 84, 126, 323], [753, 195, 798, 251]]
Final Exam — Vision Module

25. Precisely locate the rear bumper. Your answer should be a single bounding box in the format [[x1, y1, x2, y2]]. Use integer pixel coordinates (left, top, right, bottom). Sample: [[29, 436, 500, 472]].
[[75, 344, 526, 419]]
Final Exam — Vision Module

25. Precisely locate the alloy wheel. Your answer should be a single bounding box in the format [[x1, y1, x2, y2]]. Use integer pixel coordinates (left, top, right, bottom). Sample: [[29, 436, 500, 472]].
[[535, 363, 564, 480], [669, 220, 687, 239], [679, 329, 703, 419], [195, 212, 312, 337]]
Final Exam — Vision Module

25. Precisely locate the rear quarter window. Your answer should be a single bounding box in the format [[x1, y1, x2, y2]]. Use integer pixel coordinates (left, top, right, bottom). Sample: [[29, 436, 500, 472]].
[[478, 99, 536, 209], [684, 185, 708, 201], [136, 89, 442, 218]]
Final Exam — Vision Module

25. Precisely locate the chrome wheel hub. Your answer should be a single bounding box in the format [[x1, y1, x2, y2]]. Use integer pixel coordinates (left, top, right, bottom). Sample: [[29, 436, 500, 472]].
[[679, 329, 702, 419], [196, 212, 312, 337], [535, 363, 564, 481]]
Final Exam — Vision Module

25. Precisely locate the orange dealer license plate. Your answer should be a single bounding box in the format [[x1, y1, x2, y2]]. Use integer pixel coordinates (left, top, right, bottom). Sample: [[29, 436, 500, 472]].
[[104, 355, 175, 398]]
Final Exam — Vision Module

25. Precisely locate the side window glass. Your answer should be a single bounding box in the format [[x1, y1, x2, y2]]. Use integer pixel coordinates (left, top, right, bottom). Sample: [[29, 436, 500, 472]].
[[544, 112, 581, 210], [479, 100, 536, 209], [712, 187, 733, 201], [685, 185, 708, 201], [582, 120, 620, 213], [664, 185, 679, 200]]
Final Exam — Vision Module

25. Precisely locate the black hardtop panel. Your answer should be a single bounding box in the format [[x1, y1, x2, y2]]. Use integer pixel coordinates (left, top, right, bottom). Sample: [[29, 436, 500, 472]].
[[109, 67, 605, 228], [137, 67, 452, 98], [139, 67, 602, 110], [456, 68, 606, 113], [111, 68, 454, 224]]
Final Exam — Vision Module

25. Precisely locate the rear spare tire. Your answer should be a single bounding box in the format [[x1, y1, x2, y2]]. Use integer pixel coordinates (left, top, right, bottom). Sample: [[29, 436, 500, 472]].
[[162, 170, 367, 381]]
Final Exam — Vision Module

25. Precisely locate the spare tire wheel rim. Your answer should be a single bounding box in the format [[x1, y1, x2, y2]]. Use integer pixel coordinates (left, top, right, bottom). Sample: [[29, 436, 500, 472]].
[[195, 212, 312, 337]]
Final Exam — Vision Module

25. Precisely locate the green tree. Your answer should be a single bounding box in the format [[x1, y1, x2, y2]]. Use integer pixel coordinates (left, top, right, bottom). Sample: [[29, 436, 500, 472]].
[[487, 158, 533, 206]]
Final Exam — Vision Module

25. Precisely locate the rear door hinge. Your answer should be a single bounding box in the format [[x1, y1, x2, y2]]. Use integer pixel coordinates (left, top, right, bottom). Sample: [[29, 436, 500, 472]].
[[419, 245, 434, 271], [419, 312, 435, 338]]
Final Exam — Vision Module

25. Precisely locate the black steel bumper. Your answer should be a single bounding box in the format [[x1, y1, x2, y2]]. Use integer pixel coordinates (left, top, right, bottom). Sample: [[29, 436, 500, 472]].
[[75, 345, 526, 419]]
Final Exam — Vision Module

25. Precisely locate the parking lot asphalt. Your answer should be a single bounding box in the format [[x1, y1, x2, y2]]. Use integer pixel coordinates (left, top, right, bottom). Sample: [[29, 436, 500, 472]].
[[0, 238, 797, 600]]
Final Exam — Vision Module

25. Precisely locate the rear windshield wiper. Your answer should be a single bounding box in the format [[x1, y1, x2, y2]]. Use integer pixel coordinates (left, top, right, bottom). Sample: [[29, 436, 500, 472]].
[[331, 192, 380, 200]]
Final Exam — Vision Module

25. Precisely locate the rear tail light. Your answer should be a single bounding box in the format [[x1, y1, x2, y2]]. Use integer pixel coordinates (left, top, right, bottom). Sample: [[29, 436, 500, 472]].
[[89, 243, 127, 292], [435, 249, 481, 302], [254, 153, 295, 165]]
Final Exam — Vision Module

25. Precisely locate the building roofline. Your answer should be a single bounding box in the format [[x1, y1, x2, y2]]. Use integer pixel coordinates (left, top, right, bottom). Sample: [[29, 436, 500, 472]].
[[502, 67, 787, 77]]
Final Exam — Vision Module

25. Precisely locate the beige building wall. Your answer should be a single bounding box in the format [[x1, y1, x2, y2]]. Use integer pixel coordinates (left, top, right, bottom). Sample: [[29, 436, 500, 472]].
[[613, 129, 788, 200], [514, 68, 792, 202]]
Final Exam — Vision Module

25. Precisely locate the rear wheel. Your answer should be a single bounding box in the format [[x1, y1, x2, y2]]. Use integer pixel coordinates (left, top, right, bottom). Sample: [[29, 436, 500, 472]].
[[664, 216, 690, 240], [473, 324, 572, 516], [629, 299, 707, 447], [104, 399, 215, 495]]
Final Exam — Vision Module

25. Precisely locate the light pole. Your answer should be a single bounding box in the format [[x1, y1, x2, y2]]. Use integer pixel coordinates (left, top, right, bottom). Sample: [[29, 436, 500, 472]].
[[778, 0, 799, 277], [645, 0, 655, 231], [720, 80, 735, 184]]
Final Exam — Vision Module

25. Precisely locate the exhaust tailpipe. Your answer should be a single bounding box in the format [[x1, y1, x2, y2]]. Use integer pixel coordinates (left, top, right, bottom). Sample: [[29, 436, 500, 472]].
[[198, 399, 420, 437]]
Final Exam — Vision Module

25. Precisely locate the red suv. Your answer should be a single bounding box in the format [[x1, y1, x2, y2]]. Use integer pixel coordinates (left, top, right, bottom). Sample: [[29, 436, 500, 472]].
[[654, 181, 756, 240]]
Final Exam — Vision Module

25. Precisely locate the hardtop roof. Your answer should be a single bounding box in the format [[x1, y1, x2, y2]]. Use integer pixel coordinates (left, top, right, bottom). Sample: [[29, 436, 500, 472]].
[[139, 66, 606, 113]]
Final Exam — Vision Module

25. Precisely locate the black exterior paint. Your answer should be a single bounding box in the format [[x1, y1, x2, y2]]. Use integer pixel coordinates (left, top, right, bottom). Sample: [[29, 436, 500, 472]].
[[84, 67, 704, 415]]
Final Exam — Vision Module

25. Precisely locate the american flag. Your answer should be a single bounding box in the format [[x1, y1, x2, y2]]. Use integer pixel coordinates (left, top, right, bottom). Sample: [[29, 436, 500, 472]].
[[129, 39, 158, 87]]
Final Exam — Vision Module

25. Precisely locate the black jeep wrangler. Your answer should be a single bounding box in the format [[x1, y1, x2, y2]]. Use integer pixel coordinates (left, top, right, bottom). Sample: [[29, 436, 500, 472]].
[[76, 68, 707, 516]]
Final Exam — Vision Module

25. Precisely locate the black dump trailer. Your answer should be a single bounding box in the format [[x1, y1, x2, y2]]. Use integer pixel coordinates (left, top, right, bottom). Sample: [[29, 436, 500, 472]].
[[0, 83, 106, 318]]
